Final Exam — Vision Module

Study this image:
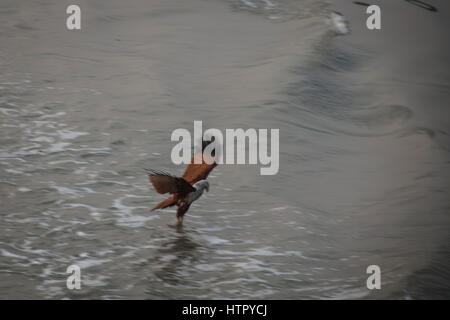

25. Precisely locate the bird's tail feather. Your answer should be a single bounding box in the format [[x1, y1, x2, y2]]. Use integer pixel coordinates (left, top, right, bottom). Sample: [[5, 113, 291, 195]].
[[145, 168, 177, 210], [152, 196, 177, 211]]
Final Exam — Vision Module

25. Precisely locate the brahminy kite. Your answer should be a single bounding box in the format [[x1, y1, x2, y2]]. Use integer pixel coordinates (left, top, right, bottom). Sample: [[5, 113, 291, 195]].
[[146, 140, 217, 227]]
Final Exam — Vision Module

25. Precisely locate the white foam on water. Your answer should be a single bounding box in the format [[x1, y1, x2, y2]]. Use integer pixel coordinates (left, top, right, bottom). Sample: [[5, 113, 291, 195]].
[[195, 263, 225, 272], [52, 185, 81, 197], [76, 258, 110, 269], [64, 203, 104, 218], [57, 129, 89, 140], [46, 142, 71, 153], [241, 0, 258, 9], [0, 107, 18, 115], [30, 136, 55, 143], [201, 235, 230, 245], [5, 168, 24, 174], [41, 112, 66, 119], [112, 197, 157, 227], [329, 11, 350, 35], [270, 206, 288, 211], [48, 159, 88, 165], [1, 249, 27, 260], [262, 0, 275, 8]]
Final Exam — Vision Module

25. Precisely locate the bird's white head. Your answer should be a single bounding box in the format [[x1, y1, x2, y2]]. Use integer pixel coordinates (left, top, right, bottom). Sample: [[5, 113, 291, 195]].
[[196, 180, 210, 192]]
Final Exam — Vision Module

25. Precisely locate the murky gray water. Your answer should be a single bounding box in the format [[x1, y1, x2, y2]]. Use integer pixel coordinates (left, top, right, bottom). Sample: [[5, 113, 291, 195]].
[[1, 0, 449, 299]]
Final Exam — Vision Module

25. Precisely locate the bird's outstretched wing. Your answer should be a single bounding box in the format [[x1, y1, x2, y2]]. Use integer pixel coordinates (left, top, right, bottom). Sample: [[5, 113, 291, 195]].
[[182, 153, 217, 185], [145, 169, 195, 196]]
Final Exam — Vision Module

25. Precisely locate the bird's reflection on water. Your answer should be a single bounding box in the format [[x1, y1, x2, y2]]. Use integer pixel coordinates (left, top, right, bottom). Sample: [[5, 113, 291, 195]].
[[152, 228, 202, 285]]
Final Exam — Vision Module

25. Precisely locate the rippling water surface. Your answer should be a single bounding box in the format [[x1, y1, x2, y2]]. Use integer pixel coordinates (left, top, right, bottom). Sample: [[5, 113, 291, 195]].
[[1, 0, 449, 299]]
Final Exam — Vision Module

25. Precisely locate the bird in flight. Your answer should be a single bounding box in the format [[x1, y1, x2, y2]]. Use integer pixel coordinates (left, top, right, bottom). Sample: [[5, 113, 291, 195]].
[[146, 140, 217, 227]]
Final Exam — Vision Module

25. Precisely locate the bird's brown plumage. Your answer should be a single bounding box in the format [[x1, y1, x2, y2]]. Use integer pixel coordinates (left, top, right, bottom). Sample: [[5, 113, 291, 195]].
[[148, 170, 195, 196], [148, 153, 217, 211], [182, 154, 217, 184]]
